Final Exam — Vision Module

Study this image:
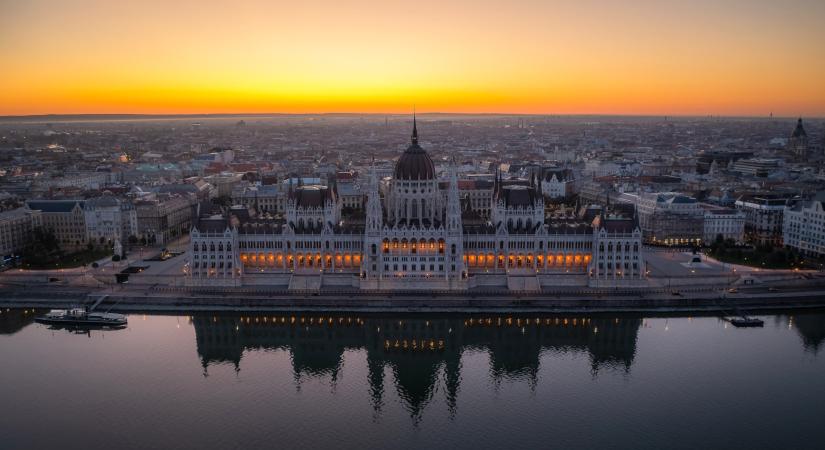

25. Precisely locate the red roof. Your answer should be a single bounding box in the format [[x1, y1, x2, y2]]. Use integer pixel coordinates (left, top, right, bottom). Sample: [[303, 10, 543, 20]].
[[229, 163, 259, 173]]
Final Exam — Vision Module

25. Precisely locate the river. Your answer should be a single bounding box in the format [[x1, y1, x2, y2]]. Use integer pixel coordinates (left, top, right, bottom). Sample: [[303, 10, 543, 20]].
[[1, 309, 823, 449]]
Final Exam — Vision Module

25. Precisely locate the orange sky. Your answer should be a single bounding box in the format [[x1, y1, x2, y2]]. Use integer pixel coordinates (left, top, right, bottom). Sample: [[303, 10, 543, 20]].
[[1, 0, 824, 116]]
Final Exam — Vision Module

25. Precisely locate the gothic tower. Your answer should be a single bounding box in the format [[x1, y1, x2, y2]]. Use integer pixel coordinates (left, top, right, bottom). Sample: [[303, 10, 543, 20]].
[[363, 160, 384, 279], [445, 158, 464, 279]]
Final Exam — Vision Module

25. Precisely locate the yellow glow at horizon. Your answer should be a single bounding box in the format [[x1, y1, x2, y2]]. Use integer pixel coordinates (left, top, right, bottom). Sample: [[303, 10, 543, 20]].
[[1, 0, 824, 116]]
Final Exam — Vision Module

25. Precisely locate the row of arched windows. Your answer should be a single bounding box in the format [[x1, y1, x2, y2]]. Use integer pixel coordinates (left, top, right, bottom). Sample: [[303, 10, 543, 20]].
[[382, 238, 446, 254], [598, 241, 640, 253], [194, 242, 231, 252], [240, 252, 362, 269], [464, 252, 591, 269]]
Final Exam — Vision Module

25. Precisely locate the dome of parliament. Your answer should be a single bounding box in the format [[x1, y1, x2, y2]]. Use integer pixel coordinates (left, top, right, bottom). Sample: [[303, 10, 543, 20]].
[[394, 118, 435, 180]]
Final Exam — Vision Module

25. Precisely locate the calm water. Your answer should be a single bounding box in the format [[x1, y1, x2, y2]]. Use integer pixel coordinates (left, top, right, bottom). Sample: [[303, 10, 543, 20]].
[[1, 309, 824, 450]]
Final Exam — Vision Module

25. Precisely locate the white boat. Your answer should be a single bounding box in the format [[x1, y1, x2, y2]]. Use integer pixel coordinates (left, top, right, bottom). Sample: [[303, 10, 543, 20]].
[[35, 308, 127, 327]]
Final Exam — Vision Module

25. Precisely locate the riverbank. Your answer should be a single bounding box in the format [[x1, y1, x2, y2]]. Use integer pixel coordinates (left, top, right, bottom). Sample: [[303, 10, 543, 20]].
[[3, 286, 825, 314]]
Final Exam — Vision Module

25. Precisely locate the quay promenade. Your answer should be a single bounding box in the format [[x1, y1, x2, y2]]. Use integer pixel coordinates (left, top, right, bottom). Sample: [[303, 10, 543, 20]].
[[2, 280, 825, 314], [2, 246, 823, 313]]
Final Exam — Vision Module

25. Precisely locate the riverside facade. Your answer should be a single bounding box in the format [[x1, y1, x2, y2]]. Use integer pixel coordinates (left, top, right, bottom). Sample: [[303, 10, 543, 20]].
[[186, 121, 645, 291]]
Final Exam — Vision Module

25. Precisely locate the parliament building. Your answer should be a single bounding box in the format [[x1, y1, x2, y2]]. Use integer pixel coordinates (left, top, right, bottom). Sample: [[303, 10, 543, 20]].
[[186, 120, 645, 291]]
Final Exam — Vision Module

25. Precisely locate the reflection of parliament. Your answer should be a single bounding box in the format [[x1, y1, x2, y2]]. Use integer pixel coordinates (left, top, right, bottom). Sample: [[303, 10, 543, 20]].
[[193, 314, 643, 418], [187, 119, 645, 290]]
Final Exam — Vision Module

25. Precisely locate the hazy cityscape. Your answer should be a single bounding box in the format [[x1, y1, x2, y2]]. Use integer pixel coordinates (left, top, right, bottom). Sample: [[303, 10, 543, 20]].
[[1, 114, 823, 293], [2, 0, 825, 448]]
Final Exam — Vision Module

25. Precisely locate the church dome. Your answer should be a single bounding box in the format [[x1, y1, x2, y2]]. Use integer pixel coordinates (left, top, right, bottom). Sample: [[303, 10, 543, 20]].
[[394, 119, 435, 180], [792, 118, 807, 138]]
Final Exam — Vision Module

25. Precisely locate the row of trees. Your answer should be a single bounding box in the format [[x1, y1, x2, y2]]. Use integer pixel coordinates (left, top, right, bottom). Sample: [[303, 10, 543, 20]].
[[707, 234, 804, 268], [21, 227, 115, 268]]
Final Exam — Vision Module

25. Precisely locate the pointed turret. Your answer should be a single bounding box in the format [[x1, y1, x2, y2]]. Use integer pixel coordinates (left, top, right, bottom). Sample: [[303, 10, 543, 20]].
[[411, 113, 418, 146], [365, 158, 383, 234], [445, 157, 464, 280], [445, 157, 463, 235]]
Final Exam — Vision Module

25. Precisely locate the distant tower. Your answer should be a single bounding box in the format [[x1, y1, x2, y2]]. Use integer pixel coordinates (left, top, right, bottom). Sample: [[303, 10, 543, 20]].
[[708, 159, 719, 177], [788, 117, 808, 159]]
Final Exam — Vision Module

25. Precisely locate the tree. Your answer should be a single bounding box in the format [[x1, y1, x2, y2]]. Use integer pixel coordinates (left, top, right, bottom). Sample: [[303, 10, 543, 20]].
[[766, 249, 787, 267], [22, 227, 62, 266]]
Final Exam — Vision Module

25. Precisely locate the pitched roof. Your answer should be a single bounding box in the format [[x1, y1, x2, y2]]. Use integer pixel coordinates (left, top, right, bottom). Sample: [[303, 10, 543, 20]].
[[26, 200, 84, 213]]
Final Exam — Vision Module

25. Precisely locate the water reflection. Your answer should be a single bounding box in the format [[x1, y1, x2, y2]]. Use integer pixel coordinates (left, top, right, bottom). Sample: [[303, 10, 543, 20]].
[[0, 308, 38, 335], [192, 314, 641, 420], [789, 314, 825, 354]]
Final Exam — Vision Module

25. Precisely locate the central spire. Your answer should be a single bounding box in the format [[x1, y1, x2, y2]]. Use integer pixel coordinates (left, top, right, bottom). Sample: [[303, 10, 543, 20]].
[[411, 112, 418, 145]]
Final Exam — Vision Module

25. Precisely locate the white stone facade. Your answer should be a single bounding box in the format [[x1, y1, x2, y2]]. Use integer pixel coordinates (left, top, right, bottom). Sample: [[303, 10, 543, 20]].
[[783, 194, 825, 257], [187, 123, 646, 290], [84, 194, 138, 245], [702, 206, 746, 244]]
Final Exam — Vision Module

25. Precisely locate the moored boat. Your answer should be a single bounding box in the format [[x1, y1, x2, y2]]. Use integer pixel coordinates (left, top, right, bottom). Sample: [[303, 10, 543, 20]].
[[35, 308, 127, 327], [729, 317, 764, 328]]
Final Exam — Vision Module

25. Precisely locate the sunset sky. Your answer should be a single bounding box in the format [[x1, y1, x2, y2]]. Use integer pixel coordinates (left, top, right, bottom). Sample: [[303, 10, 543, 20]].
[[1, 0, 824, 116]]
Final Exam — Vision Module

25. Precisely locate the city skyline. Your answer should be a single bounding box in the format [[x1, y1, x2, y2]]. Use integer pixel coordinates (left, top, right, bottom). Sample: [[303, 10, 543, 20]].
[[2, 0, 825, 117]]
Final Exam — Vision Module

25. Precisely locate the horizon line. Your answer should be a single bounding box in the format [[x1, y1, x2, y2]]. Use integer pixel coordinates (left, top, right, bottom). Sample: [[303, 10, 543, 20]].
[[0, 112, 820, 122]]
